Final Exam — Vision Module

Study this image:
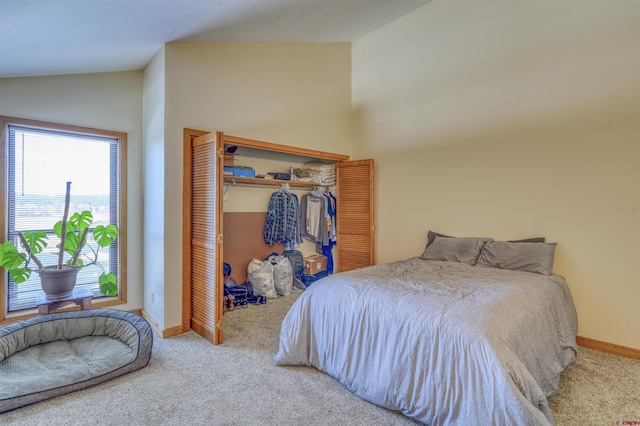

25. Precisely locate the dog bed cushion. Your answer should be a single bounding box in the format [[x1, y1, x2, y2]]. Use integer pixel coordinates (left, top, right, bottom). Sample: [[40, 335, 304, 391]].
[[0, 308, 152, 413]]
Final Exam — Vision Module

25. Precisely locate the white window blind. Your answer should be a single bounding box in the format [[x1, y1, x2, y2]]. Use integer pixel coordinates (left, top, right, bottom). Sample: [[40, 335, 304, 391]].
[[6, 125, 119, 312]]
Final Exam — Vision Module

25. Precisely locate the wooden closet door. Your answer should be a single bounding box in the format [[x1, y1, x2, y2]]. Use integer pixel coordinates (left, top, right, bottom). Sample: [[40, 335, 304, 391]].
[[184, 131, 224, 344], [336, 159, 374, 272]]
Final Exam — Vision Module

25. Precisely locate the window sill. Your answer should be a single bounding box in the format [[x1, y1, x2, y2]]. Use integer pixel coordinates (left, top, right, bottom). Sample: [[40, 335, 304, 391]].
[[0, 296, 125, 325]]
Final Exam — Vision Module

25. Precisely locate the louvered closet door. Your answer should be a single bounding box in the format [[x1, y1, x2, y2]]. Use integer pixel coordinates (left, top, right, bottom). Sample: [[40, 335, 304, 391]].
[[189, 131, 224, 344], [336, 159, 374, 272]]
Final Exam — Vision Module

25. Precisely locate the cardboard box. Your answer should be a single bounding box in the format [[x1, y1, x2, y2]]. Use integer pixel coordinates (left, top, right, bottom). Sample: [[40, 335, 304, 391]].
[[224, 153, 235, 166], [303, 254, 327, 275]]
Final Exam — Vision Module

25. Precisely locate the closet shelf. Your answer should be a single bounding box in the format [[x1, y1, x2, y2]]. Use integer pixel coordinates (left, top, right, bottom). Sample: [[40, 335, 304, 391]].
[[223, 176, 327, 189]]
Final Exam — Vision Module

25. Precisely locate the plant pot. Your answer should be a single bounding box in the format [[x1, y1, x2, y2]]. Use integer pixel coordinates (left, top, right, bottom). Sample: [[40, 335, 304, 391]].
[[38, 266, 78, 300]]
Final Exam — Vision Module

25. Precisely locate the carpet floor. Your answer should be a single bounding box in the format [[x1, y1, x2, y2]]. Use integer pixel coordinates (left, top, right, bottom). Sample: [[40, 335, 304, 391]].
[[1, 292, 638, 425]]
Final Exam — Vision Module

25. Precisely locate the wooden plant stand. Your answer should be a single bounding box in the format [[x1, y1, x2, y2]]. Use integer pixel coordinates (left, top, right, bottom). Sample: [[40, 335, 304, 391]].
[[37, 287, 93, 315]]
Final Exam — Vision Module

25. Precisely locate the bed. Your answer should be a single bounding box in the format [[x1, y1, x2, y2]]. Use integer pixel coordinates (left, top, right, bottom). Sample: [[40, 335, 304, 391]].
[[274, 233, 578, 425]]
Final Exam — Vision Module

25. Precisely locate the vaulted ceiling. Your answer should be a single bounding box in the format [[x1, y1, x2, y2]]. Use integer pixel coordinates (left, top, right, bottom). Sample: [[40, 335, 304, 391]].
[[0, 0, 432, 78]]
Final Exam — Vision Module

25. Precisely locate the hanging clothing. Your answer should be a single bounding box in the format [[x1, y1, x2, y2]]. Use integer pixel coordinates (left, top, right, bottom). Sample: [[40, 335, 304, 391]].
[[322, 241, 335, 275], [322, 190, 337, 274], [324, 191, 337, 243], [264, 185, 302, 250], [300, 188, 337, 274], [300, 191, 328, 247]]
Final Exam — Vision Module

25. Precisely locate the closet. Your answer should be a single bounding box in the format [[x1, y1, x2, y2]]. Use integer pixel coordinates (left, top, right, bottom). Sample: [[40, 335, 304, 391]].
[[183, 130, 374, 344]]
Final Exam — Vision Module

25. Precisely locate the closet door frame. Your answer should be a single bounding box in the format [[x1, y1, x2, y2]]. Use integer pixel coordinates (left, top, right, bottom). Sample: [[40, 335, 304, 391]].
[[184, 130, 373, 344]]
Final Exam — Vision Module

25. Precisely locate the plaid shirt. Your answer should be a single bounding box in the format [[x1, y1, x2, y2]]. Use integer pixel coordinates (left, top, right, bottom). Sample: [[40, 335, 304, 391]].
[[264, 189, 302, 249]]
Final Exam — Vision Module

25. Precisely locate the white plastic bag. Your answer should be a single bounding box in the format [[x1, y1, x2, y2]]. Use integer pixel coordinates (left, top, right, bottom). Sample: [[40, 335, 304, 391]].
[[269, 255, 293, 296], [247, 258, 277, 299]]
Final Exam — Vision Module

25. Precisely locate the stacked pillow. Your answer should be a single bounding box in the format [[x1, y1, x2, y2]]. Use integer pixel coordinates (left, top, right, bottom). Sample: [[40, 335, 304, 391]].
[[421, 235, 492, 266], [420, 230, 556, 275]]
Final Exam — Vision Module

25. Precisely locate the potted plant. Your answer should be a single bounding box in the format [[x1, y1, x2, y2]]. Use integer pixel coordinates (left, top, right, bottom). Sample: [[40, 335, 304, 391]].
[[0, 182, 118, 300]]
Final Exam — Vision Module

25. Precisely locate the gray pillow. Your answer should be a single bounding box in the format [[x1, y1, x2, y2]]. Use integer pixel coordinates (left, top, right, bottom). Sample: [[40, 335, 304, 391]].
[[425, 230, 529, 247], [508, 237, 546, 243], [477, 241, 557, 275], [425, 230, 451, 247], [421, 236, 492, 265]]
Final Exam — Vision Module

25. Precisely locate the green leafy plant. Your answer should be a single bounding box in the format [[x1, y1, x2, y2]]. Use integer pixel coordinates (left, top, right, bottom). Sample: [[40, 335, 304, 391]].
[[0, 182, 118, 297]]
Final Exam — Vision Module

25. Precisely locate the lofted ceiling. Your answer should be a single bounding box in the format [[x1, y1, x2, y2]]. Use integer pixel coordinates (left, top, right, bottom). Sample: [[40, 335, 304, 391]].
[[0, 0, 432, 78]]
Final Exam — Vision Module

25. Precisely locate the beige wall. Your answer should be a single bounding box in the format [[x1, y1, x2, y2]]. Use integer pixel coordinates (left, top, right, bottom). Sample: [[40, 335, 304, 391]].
[[142, 48, 166, 324], [159, 43, 352, 329], [352, 0, 640, 349], [0, 71, 145, 312], [2, 2, 637, 351]]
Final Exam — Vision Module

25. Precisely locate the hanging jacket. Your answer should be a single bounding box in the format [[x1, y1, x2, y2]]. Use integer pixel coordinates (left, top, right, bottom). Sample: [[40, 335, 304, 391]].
[[264, 187, 302, 249]]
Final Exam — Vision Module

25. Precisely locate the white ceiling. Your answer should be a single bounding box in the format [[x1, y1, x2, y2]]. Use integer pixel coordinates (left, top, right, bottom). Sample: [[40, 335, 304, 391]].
[[0, 0, 432, 78]]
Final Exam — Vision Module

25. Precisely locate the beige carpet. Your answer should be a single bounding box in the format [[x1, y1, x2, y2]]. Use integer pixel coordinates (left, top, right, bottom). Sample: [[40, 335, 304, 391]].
[[1, 292, 638, 425]]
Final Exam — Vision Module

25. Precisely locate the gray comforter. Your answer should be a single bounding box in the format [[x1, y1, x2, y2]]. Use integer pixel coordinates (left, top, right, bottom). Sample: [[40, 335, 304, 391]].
[[274, 258, 578, 425]]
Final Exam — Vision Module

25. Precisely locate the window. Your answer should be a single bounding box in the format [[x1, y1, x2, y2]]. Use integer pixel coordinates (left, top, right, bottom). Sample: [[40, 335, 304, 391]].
[[0, 116, 127, 318]]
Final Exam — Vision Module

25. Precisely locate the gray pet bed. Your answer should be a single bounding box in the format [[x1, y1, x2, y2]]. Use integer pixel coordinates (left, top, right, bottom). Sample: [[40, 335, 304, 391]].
[[0, 308, 153, 413]]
